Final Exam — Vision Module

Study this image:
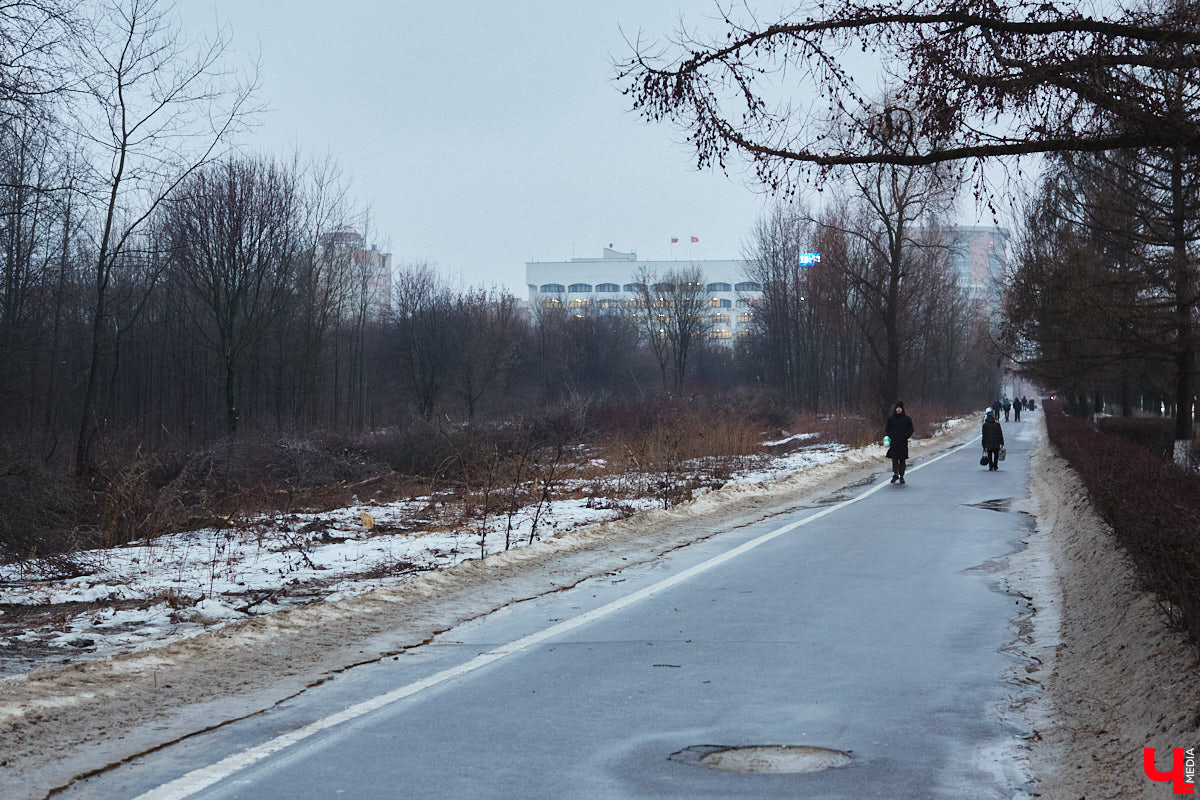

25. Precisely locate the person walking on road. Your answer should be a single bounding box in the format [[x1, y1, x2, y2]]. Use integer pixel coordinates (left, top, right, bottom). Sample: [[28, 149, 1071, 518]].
[[1002, 397, 1011, 421], [1013, 397, 1022, 422], [982, 410, 1005, 471], [886, 401, 915, 484]]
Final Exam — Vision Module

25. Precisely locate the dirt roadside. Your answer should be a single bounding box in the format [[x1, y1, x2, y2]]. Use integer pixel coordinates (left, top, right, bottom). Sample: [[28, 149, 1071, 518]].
[[1013, 422, 1200, 799], [1, 418, 1196, 799]]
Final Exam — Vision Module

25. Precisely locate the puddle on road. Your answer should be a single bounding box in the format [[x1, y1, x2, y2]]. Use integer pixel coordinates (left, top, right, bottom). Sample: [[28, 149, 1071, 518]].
[[813, 476, 879, 506], [669, 744, 852, 774], [965, 497, 1013, 512]]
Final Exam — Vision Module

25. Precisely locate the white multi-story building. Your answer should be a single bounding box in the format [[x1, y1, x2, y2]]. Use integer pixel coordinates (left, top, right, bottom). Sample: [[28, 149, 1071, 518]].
[[525, 246, 761, 346]]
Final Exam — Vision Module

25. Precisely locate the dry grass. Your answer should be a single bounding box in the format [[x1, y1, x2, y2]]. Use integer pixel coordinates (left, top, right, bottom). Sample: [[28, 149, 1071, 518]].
[[1, 396, 973, 562]]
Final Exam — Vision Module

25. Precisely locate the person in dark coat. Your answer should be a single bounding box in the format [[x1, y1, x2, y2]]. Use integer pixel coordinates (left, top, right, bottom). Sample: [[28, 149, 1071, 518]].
[[982, 410, 1005, 471], [1013, 397, 1022, 422], [885, 400, 915, 483], [991, 399, 1002, 418]]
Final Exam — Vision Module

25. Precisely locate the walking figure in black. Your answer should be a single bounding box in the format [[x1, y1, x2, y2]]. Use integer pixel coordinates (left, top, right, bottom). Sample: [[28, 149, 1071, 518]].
[[982, 410, 1005, 471], [1013, 397, 1022, 422], [886, 401, 914, 484]]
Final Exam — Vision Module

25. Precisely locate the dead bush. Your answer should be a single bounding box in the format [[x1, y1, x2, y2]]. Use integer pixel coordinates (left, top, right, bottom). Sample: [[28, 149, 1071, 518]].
[[0, 447, 88, 561], [1045, 401, 1200, 652]]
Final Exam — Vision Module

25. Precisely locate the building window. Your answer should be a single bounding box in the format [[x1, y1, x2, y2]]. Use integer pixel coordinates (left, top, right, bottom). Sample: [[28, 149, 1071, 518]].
[[598, 298, 622, 309], [738, 312, 754, 323], [737, 297, 762, 308], [735, 281, 762, 292], [539, 283, 565, 293], [707, 297, 732, 308], [738, 329, 756, 338], [625, 298, 647, 309], [568, 283, 593, 293], [707, 282, 732, 292], [652, 282, 676, 292], [541, 298, 563, 309], [623, 282, 646, 293], [569, 298, 590, 309], [595, 282, 620, 292], [710, 313, 732, 324], [709, 329, 733, 340]]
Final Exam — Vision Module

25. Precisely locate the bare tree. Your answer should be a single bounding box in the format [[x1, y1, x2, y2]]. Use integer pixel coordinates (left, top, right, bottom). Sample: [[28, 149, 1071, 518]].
[[619, 0, 1200, 433], [811, 148, 959, 407], [745, 203, 813, 406], [452, 289, 520, 419], [284, 155, 354, 428], [0, 1, 75, 131], [389, 262, 457, 420], [617, 0, 1200, 178], [163, 156, 299, 434], [632, 265, 711, 393], [71, 0, 255, 471]]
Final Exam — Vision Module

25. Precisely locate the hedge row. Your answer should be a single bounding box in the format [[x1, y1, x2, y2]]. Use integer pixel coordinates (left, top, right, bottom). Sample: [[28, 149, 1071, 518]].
[[1096, 416, 1177, 461], [1044, 401, 1200, 648]]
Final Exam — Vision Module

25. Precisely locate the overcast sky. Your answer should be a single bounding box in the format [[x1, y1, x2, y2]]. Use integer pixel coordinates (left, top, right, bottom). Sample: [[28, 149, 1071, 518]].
[[177, 2, 773, 293]]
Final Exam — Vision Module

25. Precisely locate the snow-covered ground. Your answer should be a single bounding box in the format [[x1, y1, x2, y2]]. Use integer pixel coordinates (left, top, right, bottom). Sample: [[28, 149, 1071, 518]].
[[0, 434, 860, 673]]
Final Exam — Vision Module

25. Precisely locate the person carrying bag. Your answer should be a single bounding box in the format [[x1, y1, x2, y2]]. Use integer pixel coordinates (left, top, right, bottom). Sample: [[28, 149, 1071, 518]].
[[982, 410, 1005, 471]]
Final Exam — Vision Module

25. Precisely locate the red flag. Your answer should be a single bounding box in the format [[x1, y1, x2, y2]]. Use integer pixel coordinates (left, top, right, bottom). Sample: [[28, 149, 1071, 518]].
[[690, 236, 699, 243]]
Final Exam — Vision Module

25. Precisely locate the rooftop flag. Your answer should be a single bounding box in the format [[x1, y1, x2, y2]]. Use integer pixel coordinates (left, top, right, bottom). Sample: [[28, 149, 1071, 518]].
[[690, 236, 699, 243], [671, 236, 678, 243]]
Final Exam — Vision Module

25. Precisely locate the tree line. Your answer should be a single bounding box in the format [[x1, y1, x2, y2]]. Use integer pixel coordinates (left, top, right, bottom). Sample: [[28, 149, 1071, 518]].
[[0, 0, 1008, 481], [619, 0, 1200, 453]]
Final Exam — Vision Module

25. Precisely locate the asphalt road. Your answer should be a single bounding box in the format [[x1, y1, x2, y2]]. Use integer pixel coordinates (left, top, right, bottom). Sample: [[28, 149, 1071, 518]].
[[59, 417, 1041, 800]]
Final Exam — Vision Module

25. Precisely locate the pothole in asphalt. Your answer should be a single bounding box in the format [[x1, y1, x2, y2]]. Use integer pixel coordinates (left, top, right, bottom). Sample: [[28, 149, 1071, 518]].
[[668, 744, 852, 774], [966, 497, 1012, 512]]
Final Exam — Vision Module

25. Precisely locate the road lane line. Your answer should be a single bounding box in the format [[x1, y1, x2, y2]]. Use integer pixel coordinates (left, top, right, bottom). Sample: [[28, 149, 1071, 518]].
[[132, 438, 971, 800]]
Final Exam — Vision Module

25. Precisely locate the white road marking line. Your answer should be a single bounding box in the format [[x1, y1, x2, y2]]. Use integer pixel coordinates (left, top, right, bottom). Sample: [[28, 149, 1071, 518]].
[[133, 441, 969, 800]]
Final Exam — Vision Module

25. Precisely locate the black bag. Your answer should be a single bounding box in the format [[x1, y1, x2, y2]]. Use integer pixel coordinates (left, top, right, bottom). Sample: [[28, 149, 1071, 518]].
[[980, 454, 990, 466]]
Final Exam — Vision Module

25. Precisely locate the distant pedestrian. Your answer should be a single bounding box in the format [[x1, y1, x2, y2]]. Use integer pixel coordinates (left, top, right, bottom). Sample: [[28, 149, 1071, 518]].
[[1013, 397, 1022, 422], [992, 399, 1002, 418], [885, 400, 914, 484], [982, 411, 1005, 471], [1002, 397, 1011, 421]]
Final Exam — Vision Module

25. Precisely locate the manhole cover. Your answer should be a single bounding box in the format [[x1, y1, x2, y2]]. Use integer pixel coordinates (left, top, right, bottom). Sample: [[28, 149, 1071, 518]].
[[669, 744, 851, 774]]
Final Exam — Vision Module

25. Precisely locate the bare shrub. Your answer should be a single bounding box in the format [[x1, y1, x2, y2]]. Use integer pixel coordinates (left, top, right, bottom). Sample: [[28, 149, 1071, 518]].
[[597, 400, 766, 508], [1044, 401, 1200, 653], [0, 447, 88, 561], [98, 454, 183, 548], [1097, 417, 1176, 462]]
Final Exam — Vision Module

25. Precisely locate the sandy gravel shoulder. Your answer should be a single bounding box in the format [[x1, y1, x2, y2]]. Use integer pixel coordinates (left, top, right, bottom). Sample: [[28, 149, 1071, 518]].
[[1010, 417, 1200, 799], [4, 416, 1199, 799]]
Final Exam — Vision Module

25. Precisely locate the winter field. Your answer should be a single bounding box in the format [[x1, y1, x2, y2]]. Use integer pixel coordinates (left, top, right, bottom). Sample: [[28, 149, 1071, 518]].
[[0, 425, 878, 677]]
